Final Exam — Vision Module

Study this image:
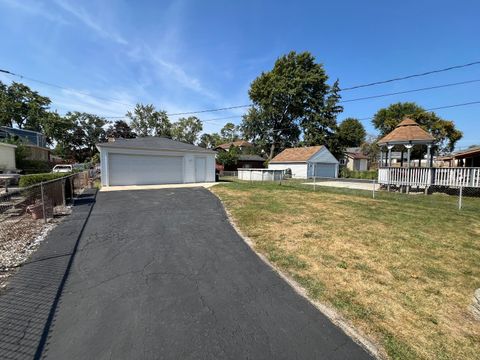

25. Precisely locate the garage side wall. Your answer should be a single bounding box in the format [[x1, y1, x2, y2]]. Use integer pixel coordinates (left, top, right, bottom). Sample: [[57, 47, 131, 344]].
[[183, 154, 215, 183], [268, 163, 307, 178]]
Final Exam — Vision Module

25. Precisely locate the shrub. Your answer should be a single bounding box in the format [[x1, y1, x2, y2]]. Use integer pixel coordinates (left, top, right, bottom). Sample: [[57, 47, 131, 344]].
[[19, 172, 71, 187], [340, 167, 378, 180], [18, 160, 54, 174]]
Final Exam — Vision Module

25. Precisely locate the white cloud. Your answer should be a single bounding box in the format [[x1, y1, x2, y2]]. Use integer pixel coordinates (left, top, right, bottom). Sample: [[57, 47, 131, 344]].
[[53, 0, 128, 45]]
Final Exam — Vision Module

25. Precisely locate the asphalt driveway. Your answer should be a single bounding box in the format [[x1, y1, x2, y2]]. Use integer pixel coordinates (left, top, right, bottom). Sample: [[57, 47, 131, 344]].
[[44, 188, 373, 359]]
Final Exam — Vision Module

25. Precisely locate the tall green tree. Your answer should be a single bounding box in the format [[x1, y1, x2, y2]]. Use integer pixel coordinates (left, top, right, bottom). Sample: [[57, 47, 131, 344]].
[[126, 104, 171, 137], [0, 81, 51, 130], [57, 112, 107, 162], [338, 118, 366, 148], [241, 51, 343, 160], [372, 102, 463, 153], [171, 116, 203, 144], [199, 132, 222, 148], [106, 120, 136, 139], [220, 122, 240, 142]]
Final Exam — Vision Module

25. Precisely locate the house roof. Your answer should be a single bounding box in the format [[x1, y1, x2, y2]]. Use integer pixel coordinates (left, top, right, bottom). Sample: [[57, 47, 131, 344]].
[[238, 154, 265, 162], [96, 137, 215, 153], [270, 146, 324, 163], [452, 146, 480, 159], [346, 151, 368, 160], [377, 118, 435, 145], [215, 140, 253, 150]]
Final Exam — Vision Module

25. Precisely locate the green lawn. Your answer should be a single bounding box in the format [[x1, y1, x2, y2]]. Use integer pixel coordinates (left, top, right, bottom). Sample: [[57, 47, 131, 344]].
[[212, 180, 480, 360]]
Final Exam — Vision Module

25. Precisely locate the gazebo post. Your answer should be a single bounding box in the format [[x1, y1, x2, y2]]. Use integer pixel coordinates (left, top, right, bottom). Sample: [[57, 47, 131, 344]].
[[387, 145, 393, 167], [405, 143, 412, 194]]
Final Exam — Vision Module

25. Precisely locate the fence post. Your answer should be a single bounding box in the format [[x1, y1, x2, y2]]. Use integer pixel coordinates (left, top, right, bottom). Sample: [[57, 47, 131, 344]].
[[372, 178, 376, 199], [458, 184, 463, 210], [70, 176, 74, 203], [61, 179, 66, 207], [313, 163, 316, 191], [40, 182, 46, 224], [262, 170, 264, 183]]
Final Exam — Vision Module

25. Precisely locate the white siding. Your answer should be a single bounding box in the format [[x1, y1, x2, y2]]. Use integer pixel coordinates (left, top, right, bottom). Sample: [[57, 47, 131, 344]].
[[99, 147, 215, 186], [0, 144, 16, 170], [308, 147, 339, 164], [268, 163, 308, 178]]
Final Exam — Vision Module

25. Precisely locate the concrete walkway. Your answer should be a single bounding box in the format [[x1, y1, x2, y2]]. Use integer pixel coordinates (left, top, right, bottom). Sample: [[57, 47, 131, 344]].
[[42, 188, 372, 359], [304, 180, 379, 191], [100, 182, 218, 192]]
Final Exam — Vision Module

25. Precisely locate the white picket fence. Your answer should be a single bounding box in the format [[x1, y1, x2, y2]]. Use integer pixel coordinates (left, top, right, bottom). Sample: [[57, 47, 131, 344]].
[[378, 167, 480, 188]]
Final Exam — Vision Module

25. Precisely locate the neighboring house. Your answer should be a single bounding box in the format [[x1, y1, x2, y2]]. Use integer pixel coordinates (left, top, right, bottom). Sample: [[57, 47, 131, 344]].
[[214, 140, 254, 152], [215, 140, 265, 170], [437, 146, 480, 167], [0, 142, 17, 172], [0, 126, 50, 161], [96, 137, 216, 186], [343, 147, 369, 171], [268, 145, 339, 179], [236, 154, 265, 169]]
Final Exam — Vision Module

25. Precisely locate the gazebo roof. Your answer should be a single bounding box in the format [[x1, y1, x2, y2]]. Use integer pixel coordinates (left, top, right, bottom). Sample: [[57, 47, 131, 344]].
[[377, 118, 435, 145]]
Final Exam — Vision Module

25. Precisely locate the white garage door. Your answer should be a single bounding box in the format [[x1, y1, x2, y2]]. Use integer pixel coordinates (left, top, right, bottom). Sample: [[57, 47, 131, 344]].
[[313, 163, 337, 178], [108, 153, 183, 186]]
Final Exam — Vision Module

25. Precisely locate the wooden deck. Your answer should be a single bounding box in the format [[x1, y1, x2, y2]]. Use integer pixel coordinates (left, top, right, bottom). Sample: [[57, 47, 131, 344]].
[[378, 167, 480, 188]]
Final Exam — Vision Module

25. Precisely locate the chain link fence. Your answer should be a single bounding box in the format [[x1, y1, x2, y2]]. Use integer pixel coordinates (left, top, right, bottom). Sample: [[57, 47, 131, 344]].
[[0, 172, 90, 279], [219, 170, 480, 213]]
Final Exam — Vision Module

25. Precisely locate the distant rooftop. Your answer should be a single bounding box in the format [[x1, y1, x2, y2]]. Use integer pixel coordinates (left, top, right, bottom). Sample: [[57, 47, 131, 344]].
[[96, 136, 215, 153], [215, 140, 253, 150], [0, 126, 47, 148]]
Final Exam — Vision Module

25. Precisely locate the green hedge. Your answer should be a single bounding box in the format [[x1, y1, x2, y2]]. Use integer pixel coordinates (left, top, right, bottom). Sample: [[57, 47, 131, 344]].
[[340, 167, 378, 180], [17, 160, 54, 174], [19, 172, 71, 187]]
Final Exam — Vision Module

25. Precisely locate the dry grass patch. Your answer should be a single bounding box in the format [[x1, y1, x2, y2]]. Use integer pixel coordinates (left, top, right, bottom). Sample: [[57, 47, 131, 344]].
[[212, 182, 480, 360]]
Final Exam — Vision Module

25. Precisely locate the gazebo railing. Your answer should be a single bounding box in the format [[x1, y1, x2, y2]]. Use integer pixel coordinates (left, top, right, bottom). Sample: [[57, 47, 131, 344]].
[[378, 167, 480, 188]]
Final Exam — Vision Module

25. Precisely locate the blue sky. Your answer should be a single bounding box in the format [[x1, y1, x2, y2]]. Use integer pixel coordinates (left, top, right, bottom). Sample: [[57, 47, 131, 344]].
[[0, 0, 479, 149]]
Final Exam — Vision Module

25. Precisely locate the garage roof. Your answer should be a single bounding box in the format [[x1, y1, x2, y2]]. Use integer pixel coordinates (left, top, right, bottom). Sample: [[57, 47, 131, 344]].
[[270, 146, 324, 163], [97, 137, 215, 153]]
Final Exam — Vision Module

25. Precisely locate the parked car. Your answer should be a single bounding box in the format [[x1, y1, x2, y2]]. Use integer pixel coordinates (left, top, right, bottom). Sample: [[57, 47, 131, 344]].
[[52, 164, 73, 173]]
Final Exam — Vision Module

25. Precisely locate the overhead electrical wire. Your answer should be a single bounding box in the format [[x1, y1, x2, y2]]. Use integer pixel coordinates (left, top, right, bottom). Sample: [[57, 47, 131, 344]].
[[340, 60, 480, 91], [2, 59, 480, 116]]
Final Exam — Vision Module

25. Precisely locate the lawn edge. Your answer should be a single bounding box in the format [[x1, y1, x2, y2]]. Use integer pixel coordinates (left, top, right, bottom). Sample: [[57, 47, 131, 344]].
[[210, 188, 385, 360]]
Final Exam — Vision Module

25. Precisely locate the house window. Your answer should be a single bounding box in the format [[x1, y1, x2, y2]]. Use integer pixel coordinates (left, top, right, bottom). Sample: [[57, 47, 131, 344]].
[[339, 158, 346, 165]]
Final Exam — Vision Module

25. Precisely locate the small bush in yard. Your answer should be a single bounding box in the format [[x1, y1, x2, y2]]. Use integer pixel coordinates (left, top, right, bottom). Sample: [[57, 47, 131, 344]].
[[340, 167, 378, 180], [19, 173, 71, 187]]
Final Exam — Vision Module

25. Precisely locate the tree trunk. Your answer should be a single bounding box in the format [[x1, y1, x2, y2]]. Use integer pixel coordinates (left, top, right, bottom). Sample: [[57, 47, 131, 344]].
[[268, 143, 276, 161]]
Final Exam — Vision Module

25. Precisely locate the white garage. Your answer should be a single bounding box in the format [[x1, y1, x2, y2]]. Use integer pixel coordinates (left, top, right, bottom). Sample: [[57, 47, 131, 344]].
[[96, 137, 216, 187], [268, 145, 339, 179]]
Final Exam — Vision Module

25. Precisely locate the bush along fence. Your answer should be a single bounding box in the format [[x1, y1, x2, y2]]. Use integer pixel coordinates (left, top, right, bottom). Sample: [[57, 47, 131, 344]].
[[0, 171, 89, 272]]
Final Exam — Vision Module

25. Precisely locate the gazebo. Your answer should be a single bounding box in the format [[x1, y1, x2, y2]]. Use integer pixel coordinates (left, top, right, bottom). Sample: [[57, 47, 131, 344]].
[[377, 118, 480, 192], [377, 118, 435, 168]]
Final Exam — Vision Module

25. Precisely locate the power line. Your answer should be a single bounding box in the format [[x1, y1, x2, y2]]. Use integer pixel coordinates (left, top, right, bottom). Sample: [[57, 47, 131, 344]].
[[340, 79, 480, 103], [356, 100, 480, 122], [0, 69, 135, 108], [167, 105, 250, 116], [341, 60, 480, 91], [2, 59, 480, 117]]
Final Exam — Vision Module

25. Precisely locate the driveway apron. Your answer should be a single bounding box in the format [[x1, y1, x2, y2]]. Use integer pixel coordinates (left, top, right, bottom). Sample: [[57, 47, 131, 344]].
[[43, 188, 373, 359]]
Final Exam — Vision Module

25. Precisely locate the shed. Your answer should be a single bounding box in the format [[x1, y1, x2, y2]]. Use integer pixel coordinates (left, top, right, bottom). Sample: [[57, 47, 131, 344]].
[[96, 137, 216, 186], [268, 146, 339, 179]]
